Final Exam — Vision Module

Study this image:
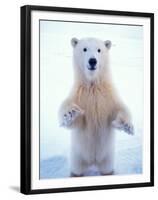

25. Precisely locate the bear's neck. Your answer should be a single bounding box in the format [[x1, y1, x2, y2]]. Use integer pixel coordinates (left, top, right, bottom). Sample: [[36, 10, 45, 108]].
[[73, 69, 112, 88], [73, 75, 113, 91]]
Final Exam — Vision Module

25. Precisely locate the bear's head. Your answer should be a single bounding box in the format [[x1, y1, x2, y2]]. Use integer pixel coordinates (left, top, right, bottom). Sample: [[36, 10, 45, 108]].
[[71, 37, 112, 83]]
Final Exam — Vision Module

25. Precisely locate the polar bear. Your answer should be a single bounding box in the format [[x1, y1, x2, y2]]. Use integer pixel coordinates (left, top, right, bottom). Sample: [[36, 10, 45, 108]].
[[59, 37, 134, 176]]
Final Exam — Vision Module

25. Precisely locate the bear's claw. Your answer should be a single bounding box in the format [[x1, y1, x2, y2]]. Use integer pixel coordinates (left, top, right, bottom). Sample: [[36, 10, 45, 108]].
[[60, 104, 84, 127], [122, 122, 134, 135], [62, 110, 76, 126], [112, 120, 134, 135]]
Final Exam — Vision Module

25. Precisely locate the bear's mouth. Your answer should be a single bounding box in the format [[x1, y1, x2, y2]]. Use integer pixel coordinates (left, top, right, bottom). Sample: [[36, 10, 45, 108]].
[[87, 66, 97, 71]]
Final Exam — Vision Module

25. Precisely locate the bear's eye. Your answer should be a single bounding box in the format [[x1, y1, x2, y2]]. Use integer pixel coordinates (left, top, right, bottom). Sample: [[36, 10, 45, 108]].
[[98, 49, 101, 53], [83, 48, 87, 52]]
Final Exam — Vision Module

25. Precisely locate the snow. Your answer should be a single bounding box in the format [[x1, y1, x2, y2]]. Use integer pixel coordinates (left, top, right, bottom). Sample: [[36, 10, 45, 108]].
[[40, 135, 142, 179], [39, 21, 143, 179]]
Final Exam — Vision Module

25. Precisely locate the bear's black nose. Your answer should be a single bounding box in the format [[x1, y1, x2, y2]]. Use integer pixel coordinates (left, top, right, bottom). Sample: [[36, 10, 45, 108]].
[[88, 58, 97, 70]]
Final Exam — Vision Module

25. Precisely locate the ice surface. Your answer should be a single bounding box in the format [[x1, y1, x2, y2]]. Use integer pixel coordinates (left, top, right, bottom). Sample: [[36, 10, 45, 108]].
[[40, 134, 142, 179]]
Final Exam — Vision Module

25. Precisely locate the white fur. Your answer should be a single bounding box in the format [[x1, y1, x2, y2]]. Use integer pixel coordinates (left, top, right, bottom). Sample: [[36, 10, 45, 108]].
[[59, 38, 134, 176]]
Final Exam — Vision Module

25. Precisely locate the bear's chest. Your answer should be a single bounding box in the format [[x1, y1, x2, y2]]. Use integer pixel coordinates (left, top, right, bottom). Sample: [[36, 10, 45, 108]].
[[74, 85, 114, 128]]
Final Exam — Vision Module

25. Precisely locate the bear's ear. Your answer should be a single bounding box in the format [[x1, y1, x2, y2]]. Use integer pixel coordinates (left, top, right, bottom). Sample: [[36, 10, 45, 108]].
[[71, 38, 79, 47], [104, 40, 112, 49]]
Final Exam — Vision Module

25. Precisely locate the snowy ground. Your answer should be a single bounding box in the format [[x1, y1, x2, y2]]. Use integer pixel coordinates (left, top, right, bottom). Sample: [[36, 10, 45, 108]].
[[40, 132, 142, 179], [39, 21, 143, 179]]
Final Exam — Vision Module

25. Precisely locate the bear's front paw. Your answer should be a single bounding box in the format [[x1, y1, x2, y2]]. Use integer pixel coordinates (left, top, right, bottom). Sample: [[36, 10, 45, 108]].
[[60, 104, 84, 127], [112, 120, 134, 135], [122, 122, 134, 135]]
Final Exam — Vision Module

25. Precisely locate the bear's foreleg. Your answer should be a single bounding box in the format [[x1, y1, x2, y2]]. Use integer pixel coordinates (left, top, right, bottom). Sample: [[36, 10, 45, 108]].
[[112, 108, 134, 135]]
